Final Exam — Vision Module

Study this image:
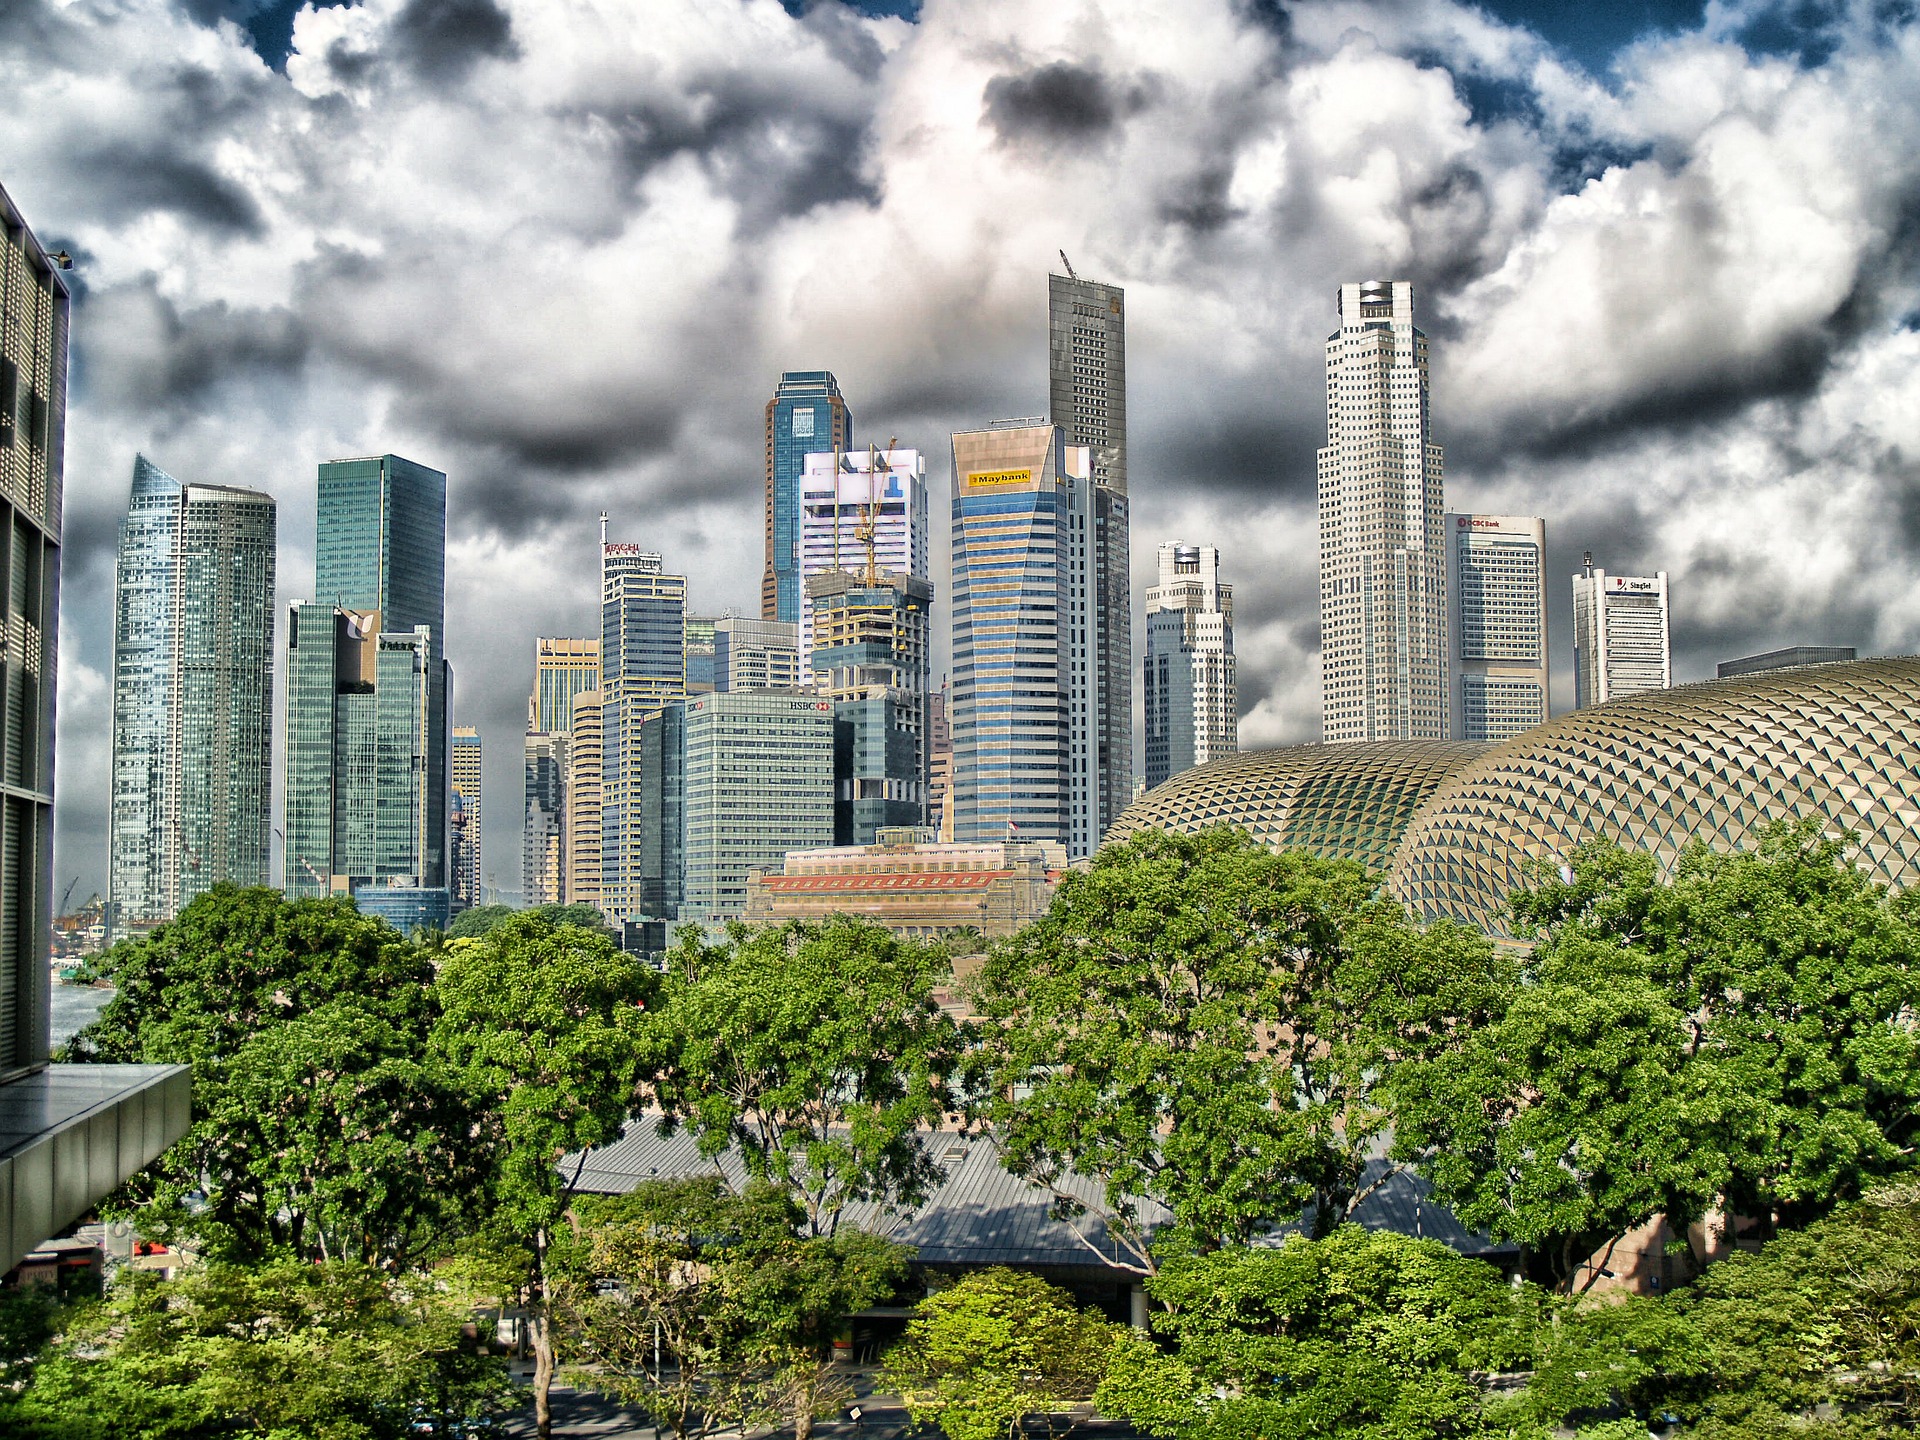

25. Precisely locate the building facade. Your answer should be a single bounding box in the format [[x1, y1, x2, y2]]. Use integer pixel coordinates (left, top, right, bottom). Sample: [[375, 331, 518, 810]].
[[744, 832, 1065, 939], [807, 568, 933, 844], [108, 456, 275, 923], [1717, 646, 1853, 678], [1319, 280, 1447, 743], [763, 371, 852, 624], [680, 692, 834, 922], [1445, 513, 1548, 742], [1142, 542, 1235, 791], [285, 455, 450, 897], [450, 726, 481, 911], [530, 637, 599, 733], [0, 178, 193, 1275], [600, 539, 687, 922], [928, 682, 953, 841], [950, 422, 1109, 857], [1573, 562, 1671, 707], [521, 636, 599, 906], [564, 690, 603, 909], [1047, 271, 1132, 830], [713, 616, 800, 692], [797, 446, 928, 678]]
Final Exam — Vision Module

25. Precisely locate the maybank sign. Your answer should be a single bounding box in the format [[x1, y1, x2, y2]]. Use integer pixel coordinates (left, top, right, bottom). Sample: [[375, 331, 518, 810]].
[[967, 468, 1034, 490]]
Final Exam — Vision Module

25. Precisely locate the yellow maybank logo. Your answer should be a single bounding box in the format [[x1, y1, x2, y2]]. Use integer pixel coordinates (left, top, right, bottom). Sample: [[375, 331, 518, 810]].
[[967, 468, 1034, 489]]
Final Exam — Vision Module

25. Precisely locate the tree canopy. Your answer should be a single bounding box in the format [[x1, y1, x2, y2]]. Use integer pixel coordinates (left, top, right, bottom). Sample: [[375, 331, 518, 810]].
[[650, 917, 965, 1236]]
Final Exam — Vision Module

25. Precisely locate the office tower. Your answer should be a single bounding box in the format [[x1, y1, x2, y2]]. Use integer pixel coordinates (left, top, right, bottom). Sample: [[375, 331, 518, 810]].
[[1318, 280, 1447, 743], [951, 421, 1111, 856], [530, 637, 599, 733], [1048, 270, 1133, 833], [521, 731, 565, 905], [521, 637, 598, 906], [449, 726, 482, 911], [633, 703, 686, 920], [798, 446, 929, 678], [680, 692, 834, 921], [713, 616, 800, 691], [927, 681, 953, 841], [108, 456, 275, 924], [564, 690, 603, 908], [1573, 560, 1671, 707], [599, 536, 687, 922], [0, 180, 191, 1273], [685, 616, 717, 692], [285, 455, 450, 898], [763, 372, 852, 623], [1446, 514, 1548, 741], [1143, 543, 1236, 791], [807, 568, 933, 844]]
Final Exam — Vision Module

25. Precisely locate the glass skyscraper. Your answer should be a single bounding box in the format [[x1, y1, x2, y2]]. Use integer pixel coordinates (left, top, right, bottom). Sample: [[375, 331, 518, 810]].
[[599, 538, 686, 922], [284, 455, 449, 897], [762, 371, 851, 624], [1048, 272, 1132, 828], [950, 422, 1105, 857], [450, 725, 482, 910], [806, 568, 933, 844], [679, 692, 834, 922], [108, 456, 276, 923]]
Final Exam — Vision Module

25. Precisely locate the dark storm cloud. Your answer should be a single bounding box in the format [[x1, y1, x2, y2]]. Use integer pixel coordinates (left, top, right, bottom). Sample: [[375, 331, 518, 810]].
[[1159, 165, 1243, 233], [982, 61, 1153, 148], [73, 281, 309, 413], [69, 146, 262, 234], [392, 0, 518, 84]]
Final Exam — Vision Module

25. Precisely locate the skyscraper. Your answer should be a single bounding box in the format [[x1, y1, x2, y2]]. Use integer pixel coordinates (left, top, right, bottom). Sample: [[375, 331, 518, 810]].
[[450, 726, 482, 910], [763, 372, 852, 623], [927, 681, 953, 841], [1573, 560, 1671, 707], [1446, 514, 1549, 741], [600, 536, 687, 922], [798, 446, 928, 678], [807, 568, 933, 844], [0, 177, 193, 1275], [950, 421, 1108, 857], [284, 454, 450, 898], [1048, 270, 1133, 828], [108, 456, 276, 923], [1318, 280, 1447, 743], [713, 616, 800, 691], [564, 690, 603, 909], [1143, 543, 1235, 791], [521, 637, 599, 906], [680, 692, 834, 922]]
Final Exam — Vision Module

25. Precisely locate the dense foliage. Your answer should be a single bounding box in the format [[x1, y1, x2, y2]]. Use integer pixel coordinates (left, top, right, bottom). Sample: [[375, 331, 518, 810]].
[[886, 1269, 1129, 1440]]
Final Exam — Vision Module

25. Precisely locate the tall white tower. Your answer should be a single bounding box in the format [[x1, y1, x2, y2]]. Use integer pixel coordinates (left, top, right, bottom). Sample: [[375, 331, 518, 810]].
[[1446, 513, 1548, 740], [1573, 559, 1671, 707], [1318, 280, 1447, 743], [1143, 543, 1236, 790]]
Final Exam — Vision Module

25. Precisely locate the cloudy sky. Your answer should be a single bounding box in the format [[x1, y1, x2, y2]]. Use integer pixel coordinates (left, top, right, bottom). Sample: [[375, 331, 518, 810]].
[[4, 0, 1918, 902]]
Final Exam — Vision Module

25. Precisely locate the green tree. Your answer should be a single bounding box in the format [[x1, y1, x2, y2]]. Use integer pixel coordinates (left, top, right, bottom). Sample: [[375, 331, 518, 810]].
[[213, 997, 484, 1268], [971, 829, 1468, 1269], [1098, 1228, 1543, 1440], [445, 903, 516, 939], [885, 1268, 1128, 1440], [650, 917, 965, 1236], [562, 1179, 909, 1440], [431, 912, 656, 1440], [1511, 821, 1920, 1231], [0, 1259, 513, 1439], [1388, 823, 1920, 1285], [1528, 1184, 1920, 1438], [65, 885, 443, 1260]]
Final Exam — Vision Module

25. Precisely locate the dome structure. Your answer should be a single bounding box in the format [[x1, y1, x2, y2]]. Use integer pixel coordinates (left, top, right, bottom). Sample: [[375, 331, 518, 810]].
[[1385, 657, 1920, 933], [1105, 740, 1490, 874]]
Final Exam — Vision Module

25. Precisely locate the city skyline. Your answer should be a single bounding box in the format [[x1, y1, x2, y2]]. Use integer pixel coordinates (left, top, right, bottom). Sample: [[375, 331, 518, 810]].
[[10, 0, 1917, 900]]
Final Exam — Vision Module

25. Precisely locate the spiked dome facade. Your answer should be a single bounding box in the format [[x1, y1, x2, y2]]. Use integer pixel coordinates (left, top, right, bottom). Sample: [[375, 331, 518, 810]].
[[1109, 657, 1920, 938]]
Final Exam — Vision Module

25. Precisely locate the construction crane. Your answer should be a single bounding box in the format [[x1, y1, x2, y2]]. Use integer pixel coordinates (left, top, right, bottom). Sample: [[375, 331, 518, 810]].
[[854, 437, 896, 585], [1058, 249, 1077, 281], [58, 877, 78, 917]]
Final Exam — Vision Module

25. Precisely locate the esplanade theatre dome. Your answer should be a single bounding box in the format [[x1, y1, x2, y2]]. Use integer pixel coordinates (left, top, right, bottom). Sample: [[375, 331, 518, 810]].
[[1107, 658, 1920, 936]]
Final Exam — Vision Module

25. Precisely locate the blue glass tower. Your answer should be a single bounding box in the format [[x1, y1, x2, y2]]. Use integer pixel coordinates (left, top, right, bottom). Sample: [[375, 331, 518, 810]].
[[762, 372, 851, 623]]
